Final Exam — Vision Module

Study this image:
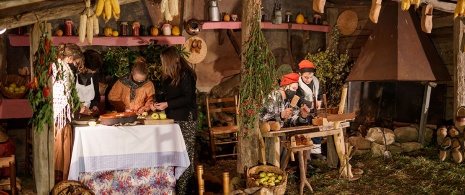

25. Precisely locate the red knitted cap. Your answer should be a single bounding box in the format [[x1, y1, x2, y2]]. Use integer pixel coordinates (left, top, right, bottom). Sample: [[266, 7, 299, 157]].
[[280, 73, 299, 87]]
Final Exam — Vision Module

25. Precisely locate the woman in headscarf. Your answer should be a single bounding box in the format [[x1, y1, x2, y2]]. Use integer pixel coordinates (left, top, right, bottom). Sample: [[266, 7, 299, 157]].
[[108, 57, 155, 114]]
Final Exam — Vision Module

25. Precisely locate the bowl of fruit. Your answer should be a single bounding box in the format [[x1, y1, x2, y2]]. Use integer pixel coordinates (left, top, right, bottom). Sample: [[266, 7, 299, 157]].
[[0, 75, 28, 99]]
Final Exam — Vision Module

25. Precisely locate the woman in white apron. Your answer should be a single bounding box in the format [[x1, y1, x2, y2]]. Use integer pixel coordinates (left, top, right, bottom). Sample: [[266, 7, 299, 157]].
[[76, 49, 103, 115]]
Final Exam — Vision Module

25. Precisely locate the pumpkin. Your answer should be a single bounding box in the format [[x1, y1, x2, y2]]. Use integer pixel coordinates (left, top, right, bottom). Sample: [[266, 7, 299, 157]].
[[296, 13, 305, 24], [150, 26, 159, 36], [171, 26, 180, 36], [223, 13, 231, 21], [104, 27, 113, 37]]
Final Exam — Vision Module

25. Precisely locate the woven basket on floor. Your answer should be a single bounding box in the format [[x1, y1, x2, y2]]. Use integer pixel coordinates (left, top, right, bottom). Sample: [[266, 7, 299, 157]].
[[0, 75, 28, 99], [50, 180, 94, 195], [246, 165, 287, 195]]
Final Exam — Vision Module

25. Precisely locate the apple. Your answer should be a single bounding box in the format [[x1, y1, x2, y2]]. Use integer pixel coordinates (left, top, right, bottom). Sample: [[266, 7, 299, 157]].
[[151, 113, 159, 120], [159, 113, 167, 120]]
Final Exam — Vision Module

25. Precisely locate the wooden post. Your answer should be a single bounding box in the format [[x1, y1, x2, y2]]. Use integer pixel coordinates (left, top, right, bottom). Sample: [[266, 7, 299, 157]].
[[197, 165, 204, 195], [325, 7, 339, 169], [222, 172, 230, 195], [453, 17, 465, 123], [418, 83, 432, 144], [238, 0, 261, 174]]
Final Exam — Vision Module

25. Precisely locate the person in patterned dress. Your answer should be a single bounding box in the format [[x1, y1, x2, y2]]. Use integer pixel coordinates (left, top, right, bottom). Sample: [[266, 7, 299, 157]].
[[150, 46, 197, 195]]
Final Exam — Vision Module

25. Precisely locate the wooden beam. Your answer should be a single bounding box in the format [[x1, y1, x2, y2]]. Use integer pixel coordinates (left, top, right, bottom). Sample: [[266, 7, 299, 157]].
[[391, 0, 456, 13], [227, 29, 241, 58], [453, 17, 465, 127], [0, 0, 52, 8], [0, 0, 139, 30], [433, 15, 454, 29]]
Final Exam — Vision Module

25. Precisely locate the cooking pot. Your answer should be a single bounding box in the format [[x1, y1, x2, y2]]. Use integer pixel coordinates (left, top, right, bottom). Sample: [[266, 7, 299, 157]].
[[99, 112, 137, 126], [185, 19, 201, 35]]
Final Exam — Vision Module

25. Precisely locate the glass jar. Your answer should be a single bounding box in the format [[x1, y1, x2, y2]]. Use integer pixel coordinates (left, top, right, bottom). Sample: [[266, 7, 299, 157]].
[[285, 11, 292, 23], [313, 14, 322, 25], [65, 20, 73, 36], [132, 22, 140, 36], [120, 22, 128, 36]]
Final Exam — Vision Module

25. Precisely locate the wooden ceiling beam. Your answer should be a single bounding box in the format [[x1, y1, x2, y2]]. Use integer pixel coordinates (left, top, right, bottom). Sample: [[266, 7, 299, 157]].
[[0, 0, 52, 9], [0, 0, 139, 30]]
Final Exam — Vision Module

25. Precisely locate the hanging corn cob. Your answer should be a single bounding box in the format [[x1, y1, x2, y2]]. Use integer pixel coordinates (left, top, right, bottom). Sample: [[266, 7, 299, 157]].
[[95, 0, 105, 16], [160, 0, 178, 21], [79, 13, 87, 43], [111, 0, 120, 20], [79, 0, 98, 45], [401, 0, 411, 11], [455, 0, 465, 19]]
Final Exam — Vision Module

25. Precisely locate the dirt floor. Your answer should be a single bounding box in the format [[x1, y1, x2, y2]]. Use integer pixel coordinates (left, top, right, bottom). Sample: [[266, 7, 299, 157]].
[[12, 144, 465, 195], [199, 145, 465, 195]]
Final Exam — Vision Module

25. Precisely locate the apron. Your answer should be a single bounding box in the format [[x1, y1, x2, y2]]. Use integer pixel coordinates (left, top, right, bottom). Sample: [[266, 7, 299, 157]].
[[76, 76, 95, 108]]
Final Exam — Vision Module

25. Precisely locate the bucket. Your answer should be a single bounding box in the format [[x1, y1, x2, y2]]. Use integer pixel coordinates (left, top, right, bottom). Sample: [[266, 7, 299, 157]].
[[455, 106, 465, 134]]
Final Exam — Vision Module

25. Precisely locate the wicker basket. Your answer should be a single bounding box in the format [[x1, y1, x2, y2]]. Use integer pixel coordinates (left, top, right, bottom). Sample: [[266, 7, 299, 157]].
[[0, 75, 28, 99], [50, 180, 94, 195], [246, 165, 287, 195]]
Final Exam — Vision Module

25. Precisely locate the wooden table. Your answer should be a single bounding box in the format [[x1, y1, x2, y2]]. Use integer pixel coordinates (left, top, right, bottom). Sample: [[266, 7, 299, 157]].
[[69, 124, 190, 194], [261, 122, 349, 168]]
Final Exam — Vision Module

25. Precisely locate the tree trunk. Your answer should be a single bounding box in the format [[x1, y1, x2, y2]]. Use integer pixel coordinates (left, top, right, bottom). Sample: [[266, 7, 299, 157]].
[[238, 0, 261, 174], [454, 18, 465, 121], [33, 124, 54, 194]]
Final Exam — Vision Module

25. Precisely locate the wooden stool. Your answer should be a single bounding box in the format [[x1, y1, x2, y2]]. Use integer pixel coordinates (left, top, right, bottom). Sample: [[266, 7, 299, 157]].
[[281, 142, 313, 195]]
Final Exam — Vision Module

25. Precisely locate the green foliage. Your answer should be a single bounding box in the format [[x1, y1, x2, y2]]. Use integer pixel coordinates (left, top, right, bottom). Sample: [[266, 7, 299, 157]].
[[240, 5, 278, 135], [102, 47, 139, 78], [305, 26, 353, 108], [102, 41, 190, 83], [142, 40, 167, 83], [28, 25, 80, 132]]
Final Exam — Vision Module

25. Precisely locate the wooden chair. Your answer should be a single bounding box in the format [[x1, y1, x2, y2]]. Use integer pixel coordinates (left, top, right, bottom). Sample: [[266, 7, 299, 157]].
[[206, 95, 239, 163], [0, 155, 17, 195], [197, 165, 229, 195]]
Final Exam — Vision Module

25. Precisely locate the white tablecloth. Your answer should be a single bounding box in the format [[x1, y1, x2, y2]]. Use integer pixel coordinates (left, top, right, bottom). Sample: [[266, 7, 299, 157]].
[[68, 124, 190, 180]]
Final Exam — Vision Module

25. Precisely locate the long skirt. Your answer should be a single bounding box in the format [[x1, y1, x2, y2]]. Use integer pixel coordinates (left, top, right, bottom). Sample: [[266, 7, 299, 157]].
[[176, 120, 196, 195], [54, 123, 73, 184]]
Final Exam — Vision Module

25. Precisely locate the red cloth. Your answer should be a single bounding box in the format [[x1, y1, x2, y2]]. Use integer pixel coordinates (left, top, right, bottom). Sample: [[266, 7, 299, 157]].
[[280, 73, 299, 87], [0, 139, 15, 177], [298, 60, 315, 69]]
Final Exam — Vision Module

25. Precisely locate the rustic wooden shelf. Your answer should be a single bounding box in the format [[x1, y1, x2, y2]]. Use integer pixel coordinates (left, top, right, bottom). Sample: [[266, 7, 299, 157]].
[[9, 34, 186, 46], [201, 21, 331, 32]]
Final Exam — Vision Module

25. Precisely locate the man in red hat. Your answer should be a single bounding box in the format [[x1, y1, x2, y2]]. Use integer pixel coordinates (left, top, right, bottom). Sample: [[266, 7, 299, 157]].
[[296, 59, 326, 161], [260, 73, 310, 128]]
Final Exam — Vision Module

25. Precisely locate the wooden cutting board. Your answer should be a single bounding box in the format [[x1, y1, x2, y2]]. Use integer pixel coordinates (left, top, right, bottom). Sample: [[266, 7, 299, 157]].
[[141, 119, 175, 125]]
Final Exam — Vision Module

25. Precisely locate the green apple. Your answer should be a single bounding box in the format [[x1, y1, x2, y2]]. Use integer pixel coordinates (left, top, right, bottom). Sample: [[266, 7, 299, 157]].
[[159, 112, 167, 120], [151, 113, 159, 120]]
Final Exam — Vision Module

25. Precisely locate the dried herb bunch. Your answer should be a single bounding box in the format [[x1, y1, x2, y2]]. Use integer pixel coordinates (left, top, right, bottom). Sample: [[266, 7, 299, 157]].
[[305, 26, 352, 108], [240, 4, 278, 135]]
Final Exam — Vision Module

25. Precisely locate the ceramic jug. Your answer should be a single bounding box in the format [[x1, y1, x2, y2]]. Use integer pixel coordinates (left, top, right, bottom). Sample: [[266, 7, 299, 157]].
[[162, 23, 172, 36]]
